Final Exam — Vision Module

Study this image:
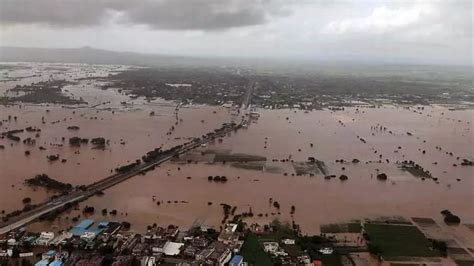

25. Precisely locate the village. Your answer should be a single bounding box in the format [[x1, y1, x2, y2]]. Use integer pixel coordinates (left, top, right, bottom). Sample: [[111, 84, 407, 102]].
[[2, 211, 473, 266], [1, 217, 325, 266]]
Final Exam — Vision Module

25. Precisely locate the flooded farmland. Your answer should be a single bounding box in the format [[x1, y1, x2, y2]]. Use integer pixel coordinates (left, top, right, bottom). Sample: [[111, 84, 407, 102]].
[[0, 63, 473, 234], [1, 2, 473, 264], [41, 106, 472, 234]]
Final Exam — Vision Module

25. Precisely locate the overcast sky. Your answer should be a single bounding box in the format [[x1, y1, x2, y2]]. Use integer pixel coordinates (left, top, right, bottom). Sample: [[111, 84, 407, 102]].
[[0, 0, 472, 65]]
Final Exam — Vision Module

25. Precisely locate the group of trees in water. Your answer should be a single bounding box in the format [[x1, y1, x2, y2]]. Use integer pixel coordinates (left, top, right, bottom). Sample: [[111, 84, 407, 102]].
[[207, 175, 228, 183], [142, 147, 177, 163], [69, 136, 107, 148], [113, 123, 235, 175], [376, 173, 388, 180], [115, 160, 142, 173], [441, 209, 461, 224], [25, 174, 73, 192], [69, 137, 89, 146], [2, 129, 24, 142]]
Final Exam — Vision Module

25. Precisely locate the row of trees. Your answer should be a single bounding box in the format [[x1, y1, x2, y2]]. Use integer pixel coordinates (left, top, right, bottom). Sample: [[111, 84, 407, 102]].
[[207, 175, 228, 182]]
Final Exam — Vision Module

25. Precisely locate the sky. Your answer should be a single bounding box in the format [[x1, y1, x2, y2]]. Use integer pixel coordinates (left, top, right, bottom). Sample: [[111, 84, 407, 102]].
[[0, 0, 472, 65]]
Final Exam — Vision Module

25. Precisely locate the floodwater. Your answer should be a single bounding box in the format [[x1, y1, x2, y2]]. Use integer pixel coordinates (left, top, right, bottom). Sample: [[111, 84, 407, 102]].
[[0, 63, 473, 235]]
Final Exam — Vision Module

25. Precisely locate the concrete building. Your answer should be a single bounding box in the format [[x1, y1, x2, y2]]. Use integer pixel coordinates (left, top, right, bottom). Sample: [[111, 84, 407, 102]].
[[36, 232, 55, 246], [42, 250, 56, 261], [195, 246, 214, 261], [208, 241, 231, 266], [263, 242, 279, 253], [162, 241, 184, 256], [218, 223, 239, 245], [80, 231, 97, 242]]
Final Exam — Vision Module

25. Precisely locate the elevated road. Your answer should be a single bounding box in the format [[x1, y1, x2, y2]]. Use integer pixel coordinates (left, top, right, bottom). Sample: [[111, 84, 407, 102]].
[[0, 123, 240, 235], [241, 81, 256, 110]]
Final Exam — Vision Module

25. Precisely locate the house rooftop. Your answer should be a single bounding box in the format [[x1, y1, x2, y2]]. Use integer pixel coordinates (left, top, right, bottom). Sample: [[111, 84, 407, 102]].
[[229, 255, 243, 264], [49, 260, 62, 266], [162, 241, 184, 256], [75, 219, 94, 229]]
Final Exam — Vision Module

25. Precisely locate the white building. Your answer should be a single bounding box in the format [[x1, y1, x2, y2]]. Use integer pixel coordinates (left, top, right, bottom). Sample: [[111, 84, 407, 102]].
[[80, 231, 96, 242], [50, 232, 72, 246], [217, 248, 232, 266], [263, 242, 279, 253], [162, 241, 184, 256], [147, 256, 156, 266], [36, 232, 55, 246], [282, 239, 295, 245]]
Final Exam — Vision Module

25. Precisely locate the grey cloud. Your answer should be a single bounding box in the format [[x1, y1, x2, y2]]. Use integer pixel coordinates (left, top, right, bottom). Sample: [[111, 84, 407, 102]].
[[126, 0, 264, 30], [0, 0, 121, 27], [0, 0, 290, 30]]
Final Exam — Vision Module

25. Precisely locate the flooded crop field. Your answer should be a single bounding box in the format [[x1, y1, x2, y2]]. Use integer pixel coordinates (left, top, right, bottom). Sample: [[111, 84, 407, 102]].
[[0, 63, 472, 238], [1, 1, 473, 264]]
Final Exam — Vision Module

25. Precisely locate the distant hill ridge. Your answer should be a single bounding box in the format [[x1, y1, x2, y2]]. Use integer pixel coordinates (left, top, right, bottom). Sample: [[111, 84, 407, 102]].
[[0, 46, 208, 66]]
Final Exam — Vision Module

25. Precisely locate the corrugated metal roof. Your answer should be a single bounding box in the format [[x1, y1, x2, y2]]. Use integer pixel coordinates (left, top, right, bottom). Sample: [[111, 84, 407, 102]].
[[49, 260, 62, 266], [45, 250, 56, 256], [34, 259, 49, 266], [98, 221, 109, 228], [75, 219, 94, 229], [69, 228, 86, 237], [230, 255, 243, 264]]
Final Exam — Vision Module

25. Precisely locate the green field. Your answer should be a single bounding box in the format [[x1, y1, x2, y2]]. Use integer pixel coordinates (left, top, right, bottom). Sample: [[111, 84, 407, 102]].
[[365, 223, 440, 258], [213, 152, 266, 162], [320, 222, 362, 233], [240, 233, 273, 266], [455, 260, 474, 266], [321, 255, 343, 266]]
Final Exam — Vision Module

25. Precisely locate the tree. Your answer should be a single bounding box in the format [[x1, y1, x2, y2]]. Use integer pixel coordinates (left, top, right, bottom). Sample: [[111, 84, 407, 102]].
[[376, 173, 387, 180], [83, 206, 95, 214], [339, 175, 348, 181], [22, 197, 32, 204], [121, 221, 131, 229], [273, 201, 280, 209]]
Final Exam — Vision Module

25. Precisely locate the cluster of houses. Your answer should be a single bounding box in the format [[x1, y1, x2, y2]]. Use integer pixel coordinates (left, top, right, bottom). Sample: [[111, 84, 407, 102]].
[[261, 239, 317, 265], [0, 220, 247, 266]]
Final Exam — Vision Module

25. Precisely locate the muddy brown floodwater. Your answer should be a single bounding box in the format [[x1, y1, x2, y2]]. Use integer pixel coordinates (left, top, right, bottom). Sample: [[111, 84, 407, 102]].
[[3, 105, 471, 235], [0, 63, 473, 235]]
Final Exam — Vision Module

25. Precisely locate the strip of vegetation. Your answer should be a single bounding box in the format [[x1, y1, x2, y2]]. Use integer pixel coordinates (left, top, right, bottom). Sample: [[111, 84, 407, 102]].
[[398, 161, 433, 179], [24, 174, 73, 192], [8, 80, 86, 105], [320, 222, 362, 233], [213, 153, 266, 163]]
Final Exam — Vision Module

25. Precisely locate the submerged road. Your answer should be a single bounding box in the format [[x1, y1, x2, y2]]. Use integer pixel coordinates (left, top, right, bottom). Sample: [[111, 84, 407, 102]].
[[0, 123, 241, 235]]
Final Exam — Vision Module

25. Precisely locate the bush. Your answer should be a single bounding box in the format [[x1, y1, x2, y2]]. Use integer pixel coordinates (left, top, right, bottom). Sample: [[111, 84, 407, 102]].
[[83, 206, 95, 213], [273, 201, 280, 209], [121, 221, 131, 229], [339, 175, 348, 181], [377, 173, 387, 180], [444, 215, 460, 225], [432, 240, 447, 257], [22, 197, 31, 204]]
